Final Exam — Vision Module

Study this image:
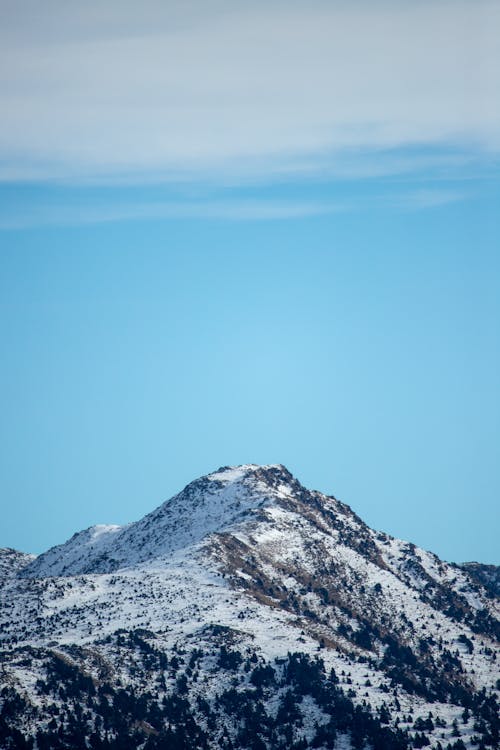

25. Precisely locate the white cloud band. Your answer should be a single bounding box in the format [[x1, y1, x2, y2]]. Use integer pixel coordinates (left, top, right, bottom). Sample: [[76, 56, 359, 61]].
[[1, 0, 499, 182]]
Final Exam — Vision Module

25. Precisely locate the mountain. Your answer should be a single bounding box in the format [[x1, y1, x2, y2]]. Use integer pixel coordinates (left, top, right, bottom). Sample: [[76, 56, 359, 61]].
[[1, 464, 498, 750]]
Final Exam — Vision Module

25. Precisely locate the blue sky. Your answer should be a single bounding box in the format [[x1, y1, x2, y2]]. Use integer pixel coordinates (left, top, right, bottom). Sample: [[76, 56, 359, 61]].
[[0, 1, 499, 563]]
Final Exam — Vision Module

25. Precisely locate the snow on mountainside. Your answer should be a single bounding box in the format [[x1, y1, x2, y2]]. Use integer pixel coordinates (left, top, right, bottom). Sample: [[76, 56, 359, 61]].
[[0, 548, 34, 584], [21, 464, 283, 577], [458, 562, 500, 599], [1, 464, 499, 750]]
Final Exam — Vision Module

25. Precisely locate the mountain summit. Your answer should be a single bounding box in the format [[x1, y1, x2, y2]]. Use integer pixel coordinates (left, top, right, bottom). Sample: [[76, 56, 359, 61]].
[[22, 464, 301, 577], [1, 465, 499, 750]]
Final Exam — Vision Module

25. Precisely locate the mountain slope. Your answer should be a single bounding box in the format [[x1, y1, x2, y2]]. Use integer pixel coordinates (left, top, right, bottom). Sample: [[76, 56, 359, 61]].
[[1, 465, 498, 750], [0, 547, 34, 585], [21, 465, 285, 577]]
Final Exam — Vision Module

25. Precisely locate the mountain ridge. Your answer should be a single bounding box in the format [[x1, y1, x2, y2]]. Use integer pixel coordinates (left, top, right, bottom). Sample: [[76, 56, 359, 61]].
[[20, 464, 313, 577], [1, 464, 498, 750]]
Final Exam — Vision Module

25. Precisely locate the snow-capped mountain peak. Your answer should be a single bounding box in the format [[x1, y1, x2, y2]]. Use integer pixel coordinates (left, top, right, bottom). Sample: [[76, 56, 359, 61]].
[[21, 463, 299, 578], [2, 464, 499, 750]]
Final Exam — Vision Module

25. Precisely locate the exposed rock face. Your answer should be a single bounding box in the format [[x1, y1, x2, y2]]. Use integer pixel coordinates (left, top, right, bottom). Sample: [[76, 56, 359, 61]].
[[1, 465, 499, 749]]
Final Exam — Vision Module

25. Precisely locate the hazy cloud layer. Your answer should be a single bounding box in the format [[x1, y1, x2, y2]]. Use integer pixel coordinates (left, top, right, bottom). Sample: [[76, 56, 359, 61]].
[[0, 198, 348, 229], [0, 188, 468, 229], [1, 0, 499, 182]]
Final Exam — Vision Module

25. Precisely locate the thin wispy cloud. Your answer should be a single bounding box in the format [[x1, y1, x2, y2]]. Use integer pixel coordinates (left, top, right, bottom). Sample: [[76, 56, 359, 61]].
[[0, 198, 348, 230], [0, 0, 499, 184], [395, 189, 468, 211], [366, 188, 469, 214], [0, 188, 468, 230]]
